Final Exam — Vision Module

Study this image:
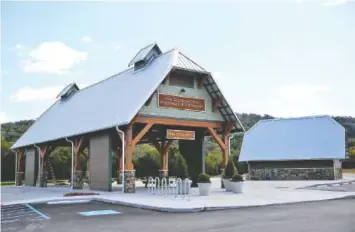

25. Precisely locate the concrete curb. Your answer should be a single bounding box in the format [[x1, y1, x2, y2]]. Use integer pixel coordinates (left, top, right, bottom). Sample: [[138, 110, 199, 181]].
[[203, 195, 355, 212], [95, 198, 204, 213], [3, 194, 355, 213]]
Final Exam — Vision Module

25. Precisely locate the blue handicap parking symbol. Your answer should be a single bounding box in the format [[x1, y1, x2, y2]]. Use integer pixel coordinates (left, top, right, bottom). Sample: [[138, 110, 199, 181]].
[[78, 210, 121, 216]]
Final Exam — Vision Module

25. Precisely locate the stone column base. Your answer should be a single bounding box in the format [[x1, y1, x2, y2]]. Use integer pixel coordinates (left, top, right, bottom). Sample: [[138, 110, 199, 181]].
[[159, 169, 168, 178], [220, 168, 225, 188], [85, 171, 90, 184], [40, 171, 48, 187], [16, 172, 24, 186], [73, 171, 83, 189], [124, 170, 136, 193]]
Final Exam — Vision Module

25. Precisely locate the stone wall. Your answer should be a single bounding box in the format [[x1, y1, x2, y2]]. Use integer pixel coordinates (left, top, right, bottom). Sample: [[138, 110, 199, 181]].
[[333, 159, 343, 180], [248, 167, 339, 180]]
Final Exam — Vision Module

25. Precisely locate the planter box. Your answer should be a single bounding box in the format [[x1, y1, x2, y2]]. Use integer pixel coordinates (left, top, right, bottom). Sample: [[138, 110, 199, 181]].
[[197, 182, 212, 196], [177, 179, 191, 195], [222, 178, 232, 192], [230, 181, 244, 193]]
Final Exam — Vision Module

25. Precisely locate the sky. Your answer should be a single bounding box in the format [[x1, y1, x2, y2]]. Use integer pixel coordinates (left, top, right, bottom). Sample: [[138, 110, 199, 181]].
[[1, 0, 354, 123]]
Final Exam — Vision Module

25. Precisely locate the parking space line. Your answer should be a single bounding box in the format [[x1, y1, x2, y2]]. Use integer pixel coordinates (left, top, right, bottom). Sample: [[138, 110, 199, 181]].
[[26, 204, 50, 219]]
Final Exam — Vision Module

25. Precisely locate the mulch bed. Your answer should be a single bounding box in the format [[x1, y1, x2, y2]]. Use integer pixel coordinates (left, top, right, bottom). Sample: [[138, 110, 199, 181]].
[[63, 192, 100, 197]]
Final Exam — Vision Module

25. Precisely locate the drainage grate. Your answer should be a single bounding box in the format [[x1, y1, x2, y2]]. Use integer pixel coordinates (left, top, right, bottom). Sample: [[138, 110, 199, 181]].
[[1, 204, 49, 224]]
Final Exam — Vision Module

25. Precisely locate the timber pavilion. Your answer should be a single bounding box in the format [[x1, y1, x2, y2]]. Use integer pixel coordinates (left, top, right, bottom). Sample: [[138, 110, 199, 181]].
[[11, 43, 245, 193]]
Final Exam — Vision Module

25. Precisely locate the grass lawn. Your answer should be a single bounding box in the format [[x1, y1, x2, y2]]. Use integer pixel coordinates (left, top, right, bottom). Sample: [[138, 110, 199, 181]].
[[0, 181, 15, 186]]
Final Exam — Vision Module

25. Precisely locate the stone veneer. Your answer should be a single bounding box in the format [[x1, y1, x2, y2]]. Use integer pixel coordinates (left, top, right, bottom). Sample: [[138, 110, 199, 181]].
[[124, 170, 136, 193], [16, 172, 24, 186], [73, 171, 84, 189], [248, 167, 342, 180]]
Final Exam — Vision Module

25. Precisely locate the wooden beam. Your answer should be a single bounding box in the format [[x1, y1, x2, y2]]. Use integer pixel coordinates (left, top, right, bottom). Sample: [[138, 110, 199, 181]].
[[39, 146, 48, 159], [163, 140, 173, 154], [74, 137, 84, 154], [224, 122, 234, 136], [132, 123, 153, 147], [134, 115, 223, 129], [207, 127, 226, 152]]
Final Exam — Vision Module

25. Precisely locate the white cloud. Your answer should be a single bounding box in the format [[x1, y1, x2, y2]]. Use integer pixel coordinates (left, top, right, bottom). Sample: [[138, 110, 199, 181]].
[[81, 36, 93, 43], [11, 83, 90, 102], [0, 111, 9, 123], [23, 41, 87, 74], [11, 86, 64, 102], [265, 84, 333, 117]]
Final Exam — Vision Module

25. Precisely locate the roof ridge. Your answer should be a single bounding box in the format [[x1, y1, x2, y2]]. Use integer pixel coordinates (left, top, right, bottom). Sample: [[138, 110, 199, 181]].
[[259, 115, 332, 123], [177, 51, 207, 72]]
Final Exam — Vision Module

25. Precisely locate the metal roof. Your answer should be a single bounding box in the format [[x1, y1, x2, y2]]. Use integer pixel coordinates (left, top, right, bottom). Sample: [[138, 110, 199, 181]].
[[128, 43, 162, 67], [239, 115, 346, 162], [174, 51, 207, 73], [11, 47, 244, 149]]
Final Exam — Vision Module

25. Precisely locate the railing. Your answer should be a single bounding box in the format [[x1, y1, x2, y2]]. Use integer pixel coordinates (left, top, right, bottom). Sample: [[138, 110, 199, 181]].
[[147, 176, 191, 200]]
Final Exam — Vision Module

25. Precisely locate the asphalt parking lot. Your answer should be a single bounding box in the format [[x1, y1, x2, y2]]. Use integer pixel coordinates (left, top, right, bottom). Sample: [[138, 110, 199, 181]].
[[1, 199, 355, 232]]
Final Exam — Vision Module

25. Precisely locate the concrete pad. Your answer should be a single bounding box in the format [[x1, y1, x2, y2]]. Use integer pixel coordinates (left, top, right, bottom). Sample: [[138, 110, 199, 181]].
[[1, 177, 355, 213]]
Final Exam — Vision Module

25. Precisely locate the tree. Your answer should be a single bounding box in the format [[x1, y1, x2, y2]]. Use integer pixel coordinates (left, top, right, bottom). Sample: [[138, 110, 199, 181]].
[[205, 147, 222, 175], [133, 145, 161, 178]]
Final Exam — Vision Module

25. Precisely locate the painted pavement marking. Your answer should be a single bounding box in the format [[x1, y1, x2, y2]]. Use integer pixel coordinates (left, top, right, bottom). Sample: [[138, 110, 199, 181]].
[[1, 204, 49, 224], [78, 210, 121, 217]]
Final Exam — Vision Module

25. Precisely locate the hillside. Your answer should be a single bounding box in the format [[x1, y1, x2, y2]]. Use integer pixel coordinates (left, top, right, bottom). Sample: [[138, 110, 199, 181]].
[[1, 114, 355, 145], [1, 113, 354, 181]]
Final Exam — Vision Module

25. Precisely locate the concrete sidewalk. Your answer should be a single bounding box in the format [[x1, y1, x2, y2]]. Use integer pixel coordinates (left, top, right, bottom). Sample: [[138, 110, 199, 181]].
[[2, 176, 355, 213]]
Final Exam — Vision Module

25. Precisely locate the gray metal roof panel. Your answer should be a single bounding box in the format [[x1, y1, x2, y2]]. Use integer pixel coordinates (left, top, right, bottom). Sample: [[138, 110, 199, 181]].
[[239, 115, 346, 161], [11, 50, 176, 149], [173, 52, 208, 73]]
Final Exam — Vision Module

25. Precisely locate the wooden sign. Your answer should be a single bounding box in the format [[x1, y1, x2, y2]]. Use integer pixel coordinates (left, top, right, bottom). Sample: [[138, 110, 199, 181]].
[[166, 129, 195, 140], [158, 94, 205, 112]]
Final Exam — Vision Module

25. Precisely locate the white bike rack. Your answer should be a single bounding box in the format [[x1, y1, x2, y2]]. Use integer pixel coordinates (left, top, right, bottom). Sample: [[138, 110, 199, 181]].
[[147, 176, 191, 200]]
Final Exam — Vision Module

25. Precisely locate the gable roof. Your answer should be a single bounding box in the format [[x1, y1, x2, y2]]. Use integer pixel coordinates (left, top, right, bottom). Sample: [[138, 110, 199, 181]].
[[239, 115, 346, 162], [11, 47, 244, 149]]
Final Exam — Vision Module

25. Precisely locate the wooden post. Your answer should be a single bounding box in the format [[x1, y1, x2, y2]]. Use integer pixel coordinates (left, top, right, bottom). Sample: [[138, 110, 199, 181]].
[[16, 149, 24, 186], [125, 123, 134, 170], [74, 137, 83, 171], [72, 137, 84, 189], [161, 141, 173, 176]]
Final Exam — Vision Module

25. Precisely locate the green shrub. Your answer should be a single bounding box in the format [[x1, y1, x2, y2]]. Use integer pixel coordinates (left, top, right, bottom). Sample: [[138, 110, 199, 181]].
[[231, 174, 244, 182], [198, 173, 211, 183], [176, 155, 189, 180], [223, 158, 236, 178]]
